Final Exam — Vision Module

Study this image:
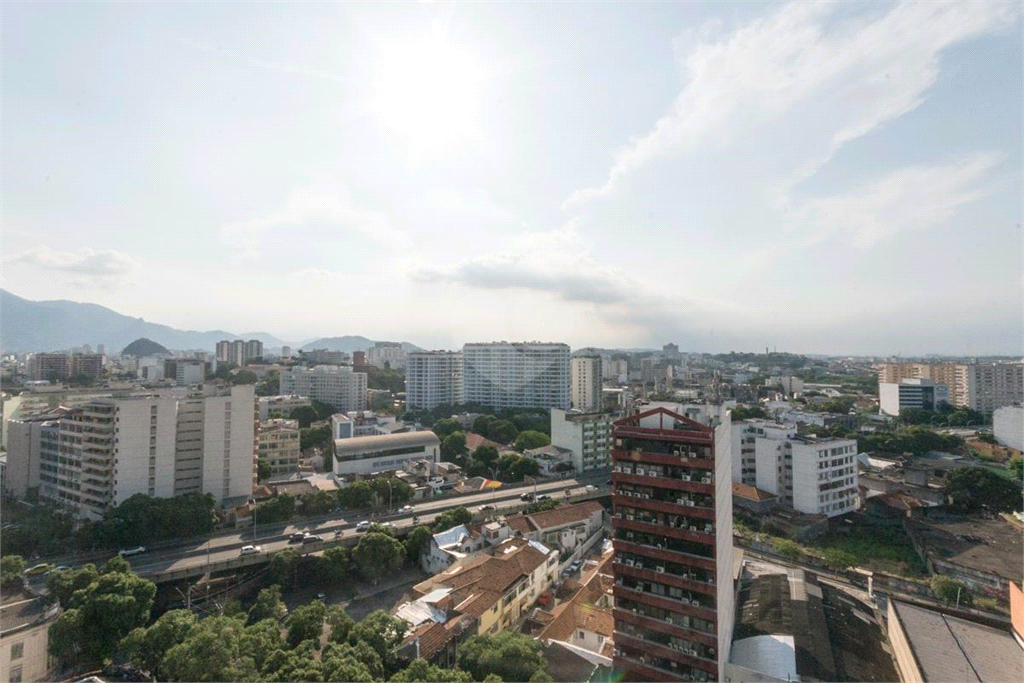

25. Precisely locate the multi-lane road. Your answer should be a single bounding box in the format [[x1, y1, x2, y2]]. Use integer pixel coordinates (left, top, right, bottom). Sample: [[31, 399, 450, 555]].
[[107, 473, 610, 578]]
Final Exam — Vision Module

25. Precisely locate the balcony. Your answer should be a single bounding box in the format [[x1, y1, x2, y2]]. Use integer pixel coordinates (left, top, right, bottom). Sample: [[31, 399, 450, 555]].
[[613, 516, 715, 545], [614, 631, 717, 675], [612, 472, 714, 497], [614, 449, 714, 470], [614, 607, 717, 647], [612, 493, 715, 520], [613, 584, 716, 623], [613, 559, 717, 597], [612, 539, 716, 571]]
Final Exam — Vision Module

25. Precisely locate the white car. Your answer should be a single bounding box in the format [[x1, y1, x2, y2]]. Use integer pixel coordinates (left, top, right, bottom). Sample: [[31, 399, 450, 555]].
[[355, 521, 371, 532], [240, 545, 263, 556], [585, 484, 598, 492], [118, 546, 146, 558], [400, 505, 415, 513]]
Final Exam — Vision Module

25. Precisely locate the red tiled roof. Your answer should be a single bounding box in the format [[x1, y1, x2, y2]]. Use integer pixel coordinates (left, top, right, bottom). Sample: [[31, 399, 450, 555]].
[[465, 433, 504, 452], [732, 481, 778, 502]]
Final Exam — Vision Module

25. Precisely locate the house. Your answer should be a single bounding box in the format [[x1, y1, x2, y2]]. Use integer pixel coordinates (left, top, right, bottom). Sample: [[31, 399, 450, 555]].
[[420, 521, 513, 574], [523, 444, 576, 476], [411, 537, 559, 635], [504, 501, 606, 556], [0, 597, 60, 683], [731, 482, 779, 515]]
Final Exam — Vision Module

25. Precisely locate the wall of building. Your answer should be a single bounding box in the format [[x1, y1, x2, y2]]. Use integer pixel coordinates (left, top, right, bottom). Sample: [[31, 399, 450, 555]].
[[714, 417, 735, 683], [4, 420, 41, 497], [112, 398, 178, 505], [994, 405, 1024, 452], [886, 601, 924, 683], [0, 618, 55, 683], [201, 385, 257, 502]]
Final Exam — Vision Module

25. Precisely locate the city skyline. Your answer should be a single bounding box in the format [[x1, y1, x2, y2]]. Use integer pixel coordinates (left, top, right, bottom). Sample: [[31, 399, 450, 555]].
[[2, 1, 1022, 355]]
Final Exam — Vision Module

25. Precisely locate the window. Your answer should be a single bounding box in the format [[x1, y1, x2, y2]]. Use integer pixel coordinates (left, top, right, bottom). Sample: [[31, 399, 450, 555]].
[[10, 667, 22, 683], [11, 642, 23, 659]]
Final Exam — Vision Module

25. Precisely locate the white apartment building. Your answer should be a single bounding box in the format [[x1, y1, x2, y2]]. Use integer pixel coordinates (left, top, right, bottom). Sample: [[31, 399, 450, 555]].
[[175, 359, 205, 386], [993, 405, 1023, 452], [877, 362, 1023, 413], [571, 355, 602, 413], [462, 342, 570, 411], [751, 434, 858, 518], [279, 365, 367, 412], [550, 408, 613, 472], [366, 342, 406, 369], [406, 351, 464, 411], [258, 395, 312, 420], [602, 358, 628, 382], [333, 431, 440, 477], [767, 376, 805, 395], [216, 339, 263, 366], [5, 386, 258, 519], [879, 379, 950, 417], [729, 419, 797, 488], [258, 419, 301, 477]]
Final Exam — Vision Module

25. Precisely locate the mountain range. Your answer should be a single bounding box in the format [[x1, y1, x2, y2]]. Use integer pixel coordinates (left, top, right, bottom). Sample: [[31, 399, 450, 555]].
[[0, 289, 421, 355]]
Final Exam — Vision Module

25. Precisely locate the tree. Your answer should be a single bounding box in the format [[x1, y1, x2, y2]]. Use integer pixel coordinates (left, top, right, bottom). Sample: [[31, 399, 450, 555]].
[[1008, 457, 1023, 482], [255, 371, 279, 397], [247, 585, 287, 625], [269, 548, 300, 588], [514, 430, 551, 451], [473, 414, 497, 435], [121, 609, 198, 679], [774, 538, 803, 561], [821, 397, 856, 414], [50, 568, 157, 668], [509, 456, 540, 481], [326, 606, 355, 644], [931, 575, 972, 606], [945, 467, 1022, 513], [530, 669, 555, 682], [0, 554, 25, 588], [474, 445, 500, 469], [300, 423, 332, 452], [47, 564, 100, 608], [260, 640, 322, 682], [285, 600, 328, 648], [257, 459, 272, 482], [487, 419, 518, 445], [160, 616, 260, 682], [432, 418, 463, 440], [241, 618, 286, 673], [441, 432, 467, 460], [433, 506, 472, 533], [348, 610, 407, 675], [368, 477, 414, 507], [319, 546, 350, 585], [820, 548, 857, 571], [731, 405, 767, 421], [255, 493, 297, 523], [338, 480, 374, 509], [353, 532, 406, 579], [404, 525, 433, 563], [389, 659, 474, 682], [458, 630, 549, 682], [101, 555, 132, 575]]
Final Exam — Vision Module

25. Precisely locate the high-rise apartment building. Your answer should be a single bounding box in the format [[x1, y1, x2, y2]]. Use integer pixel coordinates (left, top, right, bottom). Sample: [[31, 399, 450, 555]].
[[729, 419, 795, 487], [258, 419, 301, 477], [245, 340, 264, 362], [215, 341, 231, 363], [5, 386, 258, 519], [28, 353, 104, 382], [877, 362, 1023, 413], [462, 342, 570, 411], [366, 342, 406, 369], [550, 408, 613, 472], [571, 355, 602, 413], [611, 406, 734, 682], [405, 351, 464, 411], [278, 365, 368, 412], [216, 339, 263, 367]]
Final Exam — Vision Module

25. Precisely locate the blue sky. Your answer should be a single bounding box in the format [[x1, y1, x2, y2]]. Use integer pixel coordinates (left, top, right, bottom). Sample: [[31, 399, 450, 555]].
[[3, 1, 1021, 354]]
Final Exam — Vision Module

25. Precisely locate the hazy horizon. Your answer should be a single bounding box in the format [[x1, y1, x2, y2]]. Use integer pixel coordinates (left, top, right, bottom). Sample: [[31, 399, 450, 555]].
[[3, 2, 1022, 356]]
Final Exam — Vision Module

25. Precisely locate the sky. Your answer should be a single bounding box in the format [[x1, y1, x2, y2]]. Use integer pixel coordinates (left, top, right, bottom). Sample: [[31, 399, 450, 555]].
[[2, 1, 1022, 355]]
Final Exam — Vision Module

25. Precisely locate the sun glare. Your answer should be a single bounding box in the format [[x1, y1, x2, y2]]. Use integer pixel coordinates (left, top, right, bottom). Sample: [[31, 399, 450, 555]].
[[371, 34, 484, 143]]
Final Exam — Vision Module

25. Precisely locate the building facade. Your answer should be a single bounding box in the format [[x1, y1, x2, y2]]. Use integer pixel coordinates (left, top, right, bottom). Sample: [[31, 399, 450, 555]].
[[879, 379, 950, 417], [367, 342, 407, 369], [406, 351, 464, 411], [611, 406, 734, 682], [258, 419, 301, 477], [216, 339, 263, 366], [279, 365, 368, 412], [258, 395, 312, 421], [333, 431, 441, 477], [462, 342, 570, 411], [550, 408, 613, 472], [993, 405, 1024, 452], [571, 356, 603, 413], [877, 362, 1024, 413]]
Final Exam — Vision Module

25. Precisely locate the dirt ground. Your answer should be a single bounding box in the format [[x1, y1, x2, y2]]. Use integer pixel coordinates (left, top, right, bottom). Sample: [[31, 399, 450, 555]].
[[966, 438, 1019, 463]]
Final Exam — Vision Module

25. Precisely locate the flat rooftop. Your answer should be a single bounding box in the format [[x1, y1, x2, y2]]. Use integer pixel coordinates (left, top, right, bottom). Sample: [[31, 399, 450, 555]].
[[907, 513, 1023, 582]]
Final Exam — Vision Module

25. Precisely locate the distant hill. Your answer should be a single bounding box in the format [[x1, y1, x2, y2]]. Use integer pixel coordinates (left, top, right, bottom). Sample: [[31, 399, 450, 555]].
[[300, 337, 423, 354], [0, 289, 288, 353], [121, 338, 170, 357]]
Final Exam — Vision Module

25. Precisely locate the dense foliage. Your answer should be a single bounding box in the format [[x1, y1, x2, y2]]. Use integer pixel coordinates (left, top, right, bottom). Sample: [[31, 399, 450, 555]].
[[513, 430, 551, 451], [944, 467, 1023, 513], [458, 630, 550, 682], [730, 405, 767, 420], [432, 506, 473, 533], [859, 426, 964, 456]]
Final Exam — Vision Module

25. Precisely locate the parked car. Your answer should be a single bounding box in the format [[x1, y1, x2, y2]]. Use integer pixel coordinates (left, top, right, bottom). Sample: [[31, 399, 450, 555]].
[[240, 545, 263, 556], [477, 504, 496, 513], [520, 492, 535, 501], [302, 534, 323, 543], [289, 532, 306, 543], [118, 546, 146, 558], [355, 521, 371, 532]]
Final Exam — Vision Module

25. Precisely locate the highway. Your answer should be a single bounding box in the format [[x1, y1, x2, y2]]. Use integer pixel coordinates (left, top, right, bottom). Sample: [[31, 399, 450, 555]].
[[113, 473, 610, 578]]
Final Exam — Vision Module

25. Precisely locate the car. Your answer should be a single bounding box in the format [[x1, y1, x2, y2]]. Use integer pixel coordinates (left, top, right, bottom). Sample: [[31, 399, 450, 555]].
[[302, 534, 323, 544], [585, 484, 598, 492], [24, 563, 53, 576], [477, 504, 495, 513], [605, 479, 613, 486], [519, 492, 535, 501], [536, 494, 551, 501], [240, 545, 263, 556], [314, 592, 327, 601], [118, 546, 146, 558], [54, 565, 71, 572], [355, 521, 371, 532], [569, 560, 582, 572], [289, 532, 306, 543], [399, 504, 415, 513]]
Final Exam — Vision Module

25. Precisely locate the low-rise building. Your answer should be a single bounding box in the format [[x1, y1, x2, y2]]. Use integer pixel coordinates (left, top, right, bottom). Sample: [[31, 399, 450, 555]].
[[420, 521, 513, 574], [550, 409, 613, 473], [523, 444, 575, 476], [258, 395, 311, 421], [333, 431, 441, 477], [504, 501, 605, 557], [880, 379, 950, 417], [258, 419, 301, 477], [0, 598, 60, 683]]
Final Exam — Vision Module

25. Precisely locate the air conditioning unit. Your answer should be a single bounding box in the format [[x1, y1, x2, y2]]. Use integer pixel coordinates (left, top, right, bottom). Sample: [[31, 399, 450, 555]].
[[685, 500, 695, 506], [689, 525, 698, 531], [627, 515, 634, 521], [679, 597, 689, 605], [704, 525, 713, 533], [656, 543, 664, 549], [650, 471, 658, 477], [626, 532, 634, 539], [642, 494, 650, 499], [708, 648, 716, 657], [702, 477, 712, 484], [625, 559, 635, 566], [615, 512, 622, 518], [656, 566, 665, 573], [680, 474, 690, 481], [688, 648, 698, 656]]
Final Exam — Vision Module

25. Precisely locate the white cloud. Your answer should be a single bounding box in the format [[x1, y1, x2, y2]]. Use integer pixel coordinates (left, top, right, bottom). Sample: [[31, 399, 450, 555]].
[[7, 246, 137, 288], [792, 153, 1004, 247], [220, 181, 406, 259], [565, 0, 1019, 208]]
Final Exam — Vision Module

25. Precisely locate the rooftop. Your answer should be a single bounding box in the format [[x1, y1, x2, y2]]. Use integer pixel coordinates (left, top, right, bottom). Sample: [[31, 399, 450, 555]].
[[732, 481, 779, 503], [891, 600, 1023, 682], [334, 430, 440, 455], [907, 512, 1024, 582], [505, 501, 604, 533]]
